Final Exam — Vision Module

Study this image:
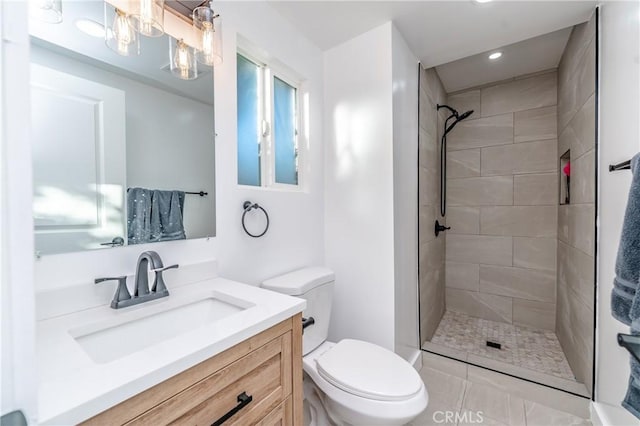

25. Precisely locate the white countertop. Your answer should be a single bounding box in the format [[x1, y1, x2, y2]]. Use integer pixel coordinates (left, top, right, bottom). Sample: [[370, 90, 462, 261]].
[[36, 278, 305, 425]]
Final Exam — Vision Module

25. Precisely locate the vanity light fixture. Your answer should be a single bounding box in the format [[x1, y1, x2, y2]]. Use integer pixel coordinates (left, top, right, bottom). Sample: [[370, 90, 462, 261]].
[[170, 38, 198, 80], [489, 51, 503, 60], [192, 2, 223, 66], [129, 0, 165, 37], [105, 5, 140, 57], [29, 0, 63, 24]]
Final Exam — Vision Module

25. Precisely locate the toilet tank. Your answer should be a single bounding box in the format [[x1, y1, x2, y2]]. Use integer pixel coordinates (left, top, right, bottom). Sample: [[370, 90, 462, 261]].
[[262, 267, 334, 356]]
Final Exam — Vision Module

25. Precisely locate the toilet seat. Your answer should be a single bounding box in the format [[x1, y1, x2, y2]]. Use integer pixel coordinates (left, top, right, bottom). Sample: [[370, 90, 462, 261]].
[[316, 339, 423, 401], [303, 340, 429, 426]]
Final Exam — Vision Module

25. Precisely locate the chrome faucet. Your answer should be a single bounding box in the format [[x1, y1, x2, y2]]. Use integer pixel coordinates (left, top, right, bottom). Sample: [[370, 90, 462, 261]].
[[95, 251, 178, 309]]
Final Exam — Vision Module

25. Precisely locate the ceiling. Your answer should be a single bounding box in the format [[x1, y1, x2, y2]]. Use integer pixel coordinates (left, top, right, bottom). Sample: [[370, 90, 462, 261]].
[[29, 1, 213, 105], [436, 26, 572, 93], [268, 1, 596, 69]]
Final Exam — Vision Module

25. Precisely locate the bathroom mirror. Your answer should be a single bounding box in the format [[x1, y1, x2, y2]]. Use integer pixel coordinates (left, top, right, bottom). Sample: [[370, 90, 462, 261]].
[[29, 1, 216, 255]]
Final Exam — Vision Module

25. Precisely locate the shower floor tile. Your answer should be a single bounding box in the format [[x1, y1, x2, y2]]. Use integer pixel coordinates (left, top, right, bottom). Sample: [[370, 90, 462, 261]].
[[430, 311, 576, 382]]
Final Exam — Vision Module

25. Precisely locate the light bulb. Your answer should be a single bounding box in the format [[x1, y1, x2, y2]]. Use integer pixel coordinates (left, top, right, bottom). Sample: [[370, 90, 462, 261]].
[[113, 9, 135, 56], [201, 21, 215, 64], [173, 39, 195, 80]]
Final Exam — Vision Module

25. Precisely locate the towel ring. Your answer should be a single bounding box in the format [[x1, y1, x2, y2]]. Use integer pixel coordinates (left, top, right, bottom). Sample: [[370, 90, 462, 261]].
[[242, 201, 269, 238]]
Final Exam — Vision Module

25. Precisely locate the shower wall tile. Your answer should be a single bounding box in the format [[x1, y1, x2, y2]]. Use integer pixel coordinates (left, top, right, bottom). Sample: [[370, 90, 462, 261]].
[[514, 106, 557, 143], [420, 205, 437, 244], [481, 139, 557, 176], [514, 173, 558, 206], [447, 206, 480, 234], [513, 299, 556, 330], [447, 90, 481, 117], [559, 94, 595, 159], [480, 72, 557, 117], [479, 265, 556, 303], [558, 37, 596, 132], [446, 113, 513, 151], [420, 266, 446, 341], [557, 241, 595, 308], [513, 237, 557, 271], [421, 234, 445, 272], [571, 149, 596, 204], [446, 234, 512, 266], [446, 261, 480, 291], [448, 149, 481, 178], [568, 203, 595, 256], [446, 288, 513, 323], [448, 176, 513, 206], [557, 205, 570, 244], [480, 206, 557, 237], [556, 14, 596, 396], [419, 166, 437, 206]]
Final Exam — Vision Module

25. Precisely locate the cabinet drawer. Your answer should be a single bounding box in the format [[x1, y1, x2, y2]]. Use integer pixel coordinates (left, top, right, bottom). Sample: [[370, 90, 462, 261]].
[[256, 397, 292, 426], [128, 332, 292, 425]]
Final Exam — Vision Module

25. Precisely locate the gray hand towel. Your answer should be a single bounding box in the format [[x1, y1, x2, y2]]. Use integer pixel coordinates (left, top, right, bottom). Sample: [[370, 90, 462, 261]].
[[612, 153, 640, 325], [612, 152, 640, 419], [127, 187, 153, 245], [150, 190, 186, 242]]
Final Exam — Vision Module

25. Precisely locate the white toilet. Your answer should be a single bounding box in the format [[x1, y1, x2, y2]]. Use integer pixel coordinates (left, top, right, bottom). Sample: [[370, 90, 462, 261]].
[[262, 267, 428, 426]]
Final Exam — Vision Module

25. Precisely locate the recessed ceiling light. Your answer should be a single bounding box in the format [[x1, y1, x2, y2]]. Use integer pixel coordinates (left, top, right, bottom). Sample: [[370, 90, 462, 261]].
[[75, 19, 106, 38], [474, 0, 493, 3], [489, 51, 503, 60]]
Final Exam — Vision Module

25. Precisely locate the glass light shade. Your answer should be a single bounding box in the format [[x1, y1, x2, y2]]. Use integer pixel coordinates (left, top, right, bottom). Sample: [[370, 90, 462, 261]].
[[170, 38, 198, 81], [129, 0, 165, 37], [192, 6, 223, 66], [104, 5, 140, 57], [29, 0, 63, 24]]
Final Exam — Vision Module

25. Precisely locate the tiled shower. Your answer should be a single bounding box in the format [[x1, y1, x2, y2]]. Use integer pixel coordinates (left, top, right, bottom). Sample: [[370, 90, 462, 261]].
[[419, 15, 596, 397]]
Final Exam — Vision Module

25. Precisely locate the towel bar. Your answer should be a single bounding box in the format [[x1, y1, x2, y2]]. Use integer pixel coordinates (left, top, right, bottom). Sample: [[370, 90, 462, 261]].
[[609, 160, 631, 172], [618, 333, 640, 363]]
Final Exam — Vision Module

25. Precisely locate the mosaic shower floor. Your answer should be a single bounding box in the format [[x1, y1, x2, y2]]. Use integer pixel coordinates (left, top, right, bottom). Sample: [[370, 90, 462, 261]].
[[429, 311, 578, 384]]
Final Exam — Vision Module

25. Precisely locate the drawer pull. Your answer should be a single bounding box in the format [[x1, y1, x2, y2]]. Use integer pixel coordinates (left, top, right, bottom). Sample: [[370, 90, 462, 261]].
[[211, 392, 253, 426]]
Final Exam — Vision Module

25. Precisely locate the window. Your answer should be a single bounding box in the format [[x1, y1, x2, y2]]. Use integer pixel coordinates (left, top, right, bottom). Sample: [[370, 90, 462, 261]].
[[236, 52, 300, 188]]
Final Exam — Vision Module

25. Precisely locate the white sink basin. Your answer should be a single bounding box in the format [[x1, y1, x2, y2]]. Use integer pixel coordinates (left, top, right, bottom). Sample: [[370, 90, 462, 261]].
[[70, 295, 248, 364]]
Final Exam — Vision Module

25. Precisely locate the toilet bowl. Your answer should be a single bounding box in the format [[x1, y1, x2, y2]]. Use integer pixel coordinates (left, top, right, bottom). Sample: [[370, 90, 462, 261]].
[[262, 267, 428, 426]]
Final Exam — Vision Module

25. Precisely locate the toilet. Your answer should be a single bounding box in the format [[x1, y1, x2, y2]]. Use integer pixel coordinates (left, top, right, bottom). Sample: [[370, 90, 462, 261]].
[[262, 267, 428, 426]]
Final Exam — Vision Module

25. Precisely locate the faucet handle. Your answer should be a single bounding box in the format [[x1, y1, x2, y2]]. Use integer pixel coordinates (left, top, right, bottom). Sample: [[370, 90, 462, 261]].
[[95, 276, 131, 309], [150, 264, 178, 294], [150, 264, 179, 273]]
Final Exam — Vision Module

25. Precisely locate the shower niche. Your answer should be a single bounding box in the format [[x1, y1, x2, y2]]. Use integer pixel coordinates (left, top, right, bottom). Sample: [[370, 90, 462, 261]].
[[560, 150, 571, 205]]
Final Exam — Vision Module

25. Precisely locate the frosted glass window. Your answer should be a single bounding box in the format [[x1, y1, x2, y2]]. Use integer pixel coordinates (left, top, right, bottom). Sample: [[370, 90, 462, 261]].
[[237, 54, 261, 186], [273, 77, 298, 185]]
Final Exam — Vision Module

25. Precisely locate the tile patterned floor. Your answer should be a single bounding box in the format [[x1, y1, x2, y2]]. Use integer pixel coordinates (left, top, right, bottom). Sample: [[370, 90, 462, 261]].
[[430, 311, 576, 381], [407, 353, 592, 426]]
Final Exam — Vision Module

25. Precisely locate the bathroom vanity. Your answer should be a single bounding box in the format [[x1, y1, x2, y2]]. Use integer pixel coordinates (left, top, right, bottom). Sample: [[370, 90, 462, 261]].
[[36, 273, 305, 425], [82, 314, 302, 425]]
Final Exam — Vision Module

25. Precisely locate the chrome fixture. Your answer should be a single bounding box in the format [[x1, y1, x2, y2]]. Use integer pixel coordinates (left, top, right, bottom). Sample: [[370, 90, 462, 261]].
[[95, 250, 178, 309]]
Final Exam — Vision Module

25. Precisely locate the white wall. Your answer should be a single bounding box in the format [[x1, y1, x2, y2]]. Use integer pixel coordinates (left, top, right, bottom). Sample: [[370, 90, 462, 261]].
[[0, 1, 37, 421], [324, 22, 396, 351], [391, 26, 420, 363], [595, 2, 640, 424], [33, 1, 325, 293]]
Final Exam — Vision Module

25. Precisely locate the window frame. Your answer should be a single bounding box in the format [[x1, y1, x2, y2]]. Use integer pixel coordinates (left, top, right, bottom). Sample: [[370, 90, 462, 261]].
[[236, 46, 304, 191]]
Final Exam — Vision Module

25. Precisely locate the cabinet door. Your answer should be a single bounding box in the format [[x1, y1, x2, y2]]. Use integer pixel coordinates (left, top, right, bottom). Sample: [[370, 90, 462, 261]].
[[30, 63, 126, 254]]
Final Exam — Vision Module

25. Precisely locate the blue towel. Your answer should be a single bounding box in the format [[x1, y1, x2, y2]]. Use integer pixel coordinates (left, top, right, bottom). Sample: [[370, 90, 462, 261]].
[[612, 152, 640, 419], [127, 188, 186, 244]]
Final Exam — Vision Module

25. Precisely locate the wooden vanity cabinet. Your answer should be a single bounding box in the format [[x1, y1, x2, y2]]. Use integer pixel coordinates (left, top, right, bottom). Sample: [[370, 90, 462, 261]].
[[81, 314, 303, 426]]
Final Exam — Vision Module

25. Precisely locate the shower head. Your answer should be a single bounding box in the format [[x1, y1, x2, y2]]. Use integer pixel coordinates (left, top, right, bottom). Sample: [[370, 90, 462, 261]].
[[458, 110, 474, 121], [444, 109, 474, 135]]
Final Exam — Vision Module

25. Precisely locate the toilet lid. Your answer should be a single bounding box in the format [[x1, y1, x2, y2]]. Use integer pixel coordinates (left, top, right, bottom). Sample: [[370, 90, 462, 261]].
[[316, 339, 423, 401]]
